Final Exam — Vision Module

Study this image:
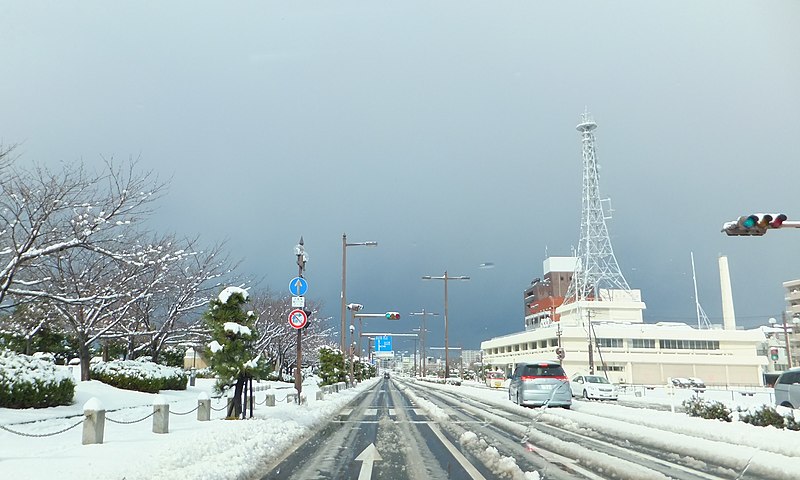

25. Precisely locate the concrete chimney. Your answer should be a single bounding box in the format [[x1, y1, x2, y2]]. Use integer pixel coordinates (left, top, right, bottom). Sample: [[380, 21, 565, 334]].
[[718, 255, 736, 330]]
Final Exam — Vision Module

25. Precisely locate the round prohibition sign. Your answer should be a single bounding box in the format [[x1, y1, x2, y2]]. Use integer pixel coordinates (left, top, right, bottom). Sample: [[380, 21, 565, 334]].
[[288, 309, 308, 330]]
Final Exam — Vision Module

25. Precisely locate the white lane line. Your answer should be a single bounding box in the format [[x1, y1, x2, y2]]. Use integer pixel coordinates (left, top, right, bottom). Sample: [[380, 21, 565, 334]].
[[365, 408, 377, 416], [339, 408, 353, 417], [389, 408, 396, 416], [428, 423, 487, 480]]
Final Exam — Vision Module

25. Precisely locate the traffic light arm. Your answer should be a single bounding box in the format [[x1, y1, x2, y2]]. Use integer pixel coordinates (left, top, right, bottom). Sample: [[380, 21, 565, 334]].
[[722, 214, 799, 236]]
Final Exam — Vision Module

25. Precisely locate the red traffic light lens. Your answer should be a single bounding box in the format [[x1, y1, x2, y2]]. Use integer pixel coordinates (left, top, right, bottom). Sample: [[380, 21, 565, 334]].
[[771, 214, 787, 228]]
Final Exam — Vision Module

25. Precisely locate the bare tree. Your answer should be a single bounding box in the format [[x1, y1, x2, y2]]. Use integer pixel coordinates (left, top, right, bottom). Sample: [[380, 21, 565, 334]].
[[14, 235, 184, 380], [250, 290, 333, 378], [0, 159, 165, 308], [123, 239, 237, 362]]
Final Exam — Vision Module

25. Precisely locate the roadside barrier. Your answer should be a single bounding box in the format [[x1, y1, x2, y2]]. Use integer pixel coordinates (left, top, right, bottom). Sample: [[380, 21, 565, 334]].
[[0, 382, 351, 445]]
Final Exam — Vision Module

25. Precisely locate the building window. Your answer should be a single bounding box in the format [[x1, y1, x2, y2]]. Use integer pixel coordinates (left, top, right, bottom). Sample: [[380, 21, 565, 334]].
[[538, 340, 548, 349], [659, 339, 720, 350], [549, 338, 559, 347], [630, 339, 656, 349], [597, 365, 624, 372], [596, 338, 623, 348]]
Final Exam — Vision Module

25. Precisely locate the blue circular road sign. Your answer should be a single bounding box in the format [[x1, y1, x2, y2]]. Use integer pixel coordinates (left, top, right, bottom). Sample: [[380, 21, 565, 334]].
[[289, 277, 308, 296]]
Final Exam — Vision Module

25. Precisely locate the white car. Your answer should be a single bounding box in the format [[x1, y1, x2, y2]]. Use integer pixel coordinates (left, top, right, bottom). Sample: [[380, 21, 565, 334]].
[[570, 374, 619, 400]]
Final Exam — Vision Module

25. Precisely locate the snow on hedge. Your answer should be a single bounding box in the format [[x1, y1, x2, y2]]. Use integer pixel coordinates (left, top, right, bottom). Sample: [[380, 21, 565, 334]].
[[90, 359, 185, 381], [0, 349, 72, 387], [218, 286, 248, 304]]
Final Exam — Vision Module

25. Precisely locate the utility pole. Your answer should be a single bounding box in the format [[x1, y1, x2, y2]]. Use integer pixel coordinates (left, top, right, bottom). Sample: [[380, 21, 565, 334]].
[[587, 309, 595, 375], [410, 309, 439, 377], [422, 272, 469, 379]]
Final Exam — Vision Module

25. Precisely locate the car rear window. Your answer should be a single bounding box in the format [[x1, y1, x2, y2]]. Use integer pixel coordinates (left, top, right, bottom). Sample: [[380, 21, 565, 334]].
[[522, 364, 565, 377]]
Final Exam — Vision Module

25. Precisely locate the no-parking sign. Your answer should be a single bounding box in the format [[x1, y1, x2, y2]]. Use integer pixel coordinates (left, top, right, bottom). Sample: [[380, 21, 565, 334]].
[[288, 309, 308, 330]]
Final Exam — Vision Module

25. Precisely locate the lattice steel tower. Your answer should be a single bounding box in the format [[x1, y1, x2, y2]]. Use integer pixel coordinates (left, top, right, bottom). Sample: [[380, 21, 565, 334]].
[[564, 111, 631, 303]]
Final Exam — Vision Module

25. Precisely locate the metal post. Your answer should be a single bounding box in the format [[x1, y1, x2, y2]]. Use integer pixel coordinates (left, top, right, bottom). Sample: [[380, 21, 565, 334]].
[[444, 271, 449, 378], [783, 312, 793, 369], [421, 273, 469, 379], [341, 233, 347, 361], [295, 237, 306, 404]]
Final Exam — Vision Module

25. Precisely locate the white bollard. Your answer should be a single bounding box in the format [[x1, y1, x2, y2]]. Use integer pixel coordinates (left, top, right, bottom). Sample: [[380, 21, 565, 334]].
[[153, 395, 169, 434], [82, 397, 105, 445], [198, 392, 210, 421]]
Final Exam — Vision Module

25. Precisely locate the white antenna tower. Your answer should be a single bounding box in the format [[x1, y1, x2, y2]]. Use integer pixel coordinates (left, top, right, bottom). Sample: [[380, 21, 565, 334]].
[[691, 252, 712, 329], [564, 110, 632, 303]]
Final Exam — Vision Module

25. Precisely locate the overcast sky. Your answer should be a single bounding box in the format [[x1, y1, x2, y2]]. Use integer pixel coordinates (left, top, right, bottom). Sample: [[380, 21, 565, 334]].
[[1, 1, 799, 351]]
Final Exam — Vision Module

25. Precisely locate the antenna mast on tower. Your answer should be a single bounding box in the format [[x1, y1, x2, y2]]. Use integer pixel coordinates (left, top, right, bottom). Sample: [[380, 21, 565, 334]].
[[564, 110, 632, 304], [691, 252, 712, 329]]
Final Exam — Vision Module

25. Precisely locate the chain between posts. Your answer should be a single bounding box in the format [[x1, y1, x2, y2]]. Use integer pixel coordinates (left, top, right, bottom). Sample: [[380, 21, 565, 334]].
[[106, 411, 156, 424], [0, 419, 84, 438], [171, 405, 201, 416], [210, 399, 233, 412]]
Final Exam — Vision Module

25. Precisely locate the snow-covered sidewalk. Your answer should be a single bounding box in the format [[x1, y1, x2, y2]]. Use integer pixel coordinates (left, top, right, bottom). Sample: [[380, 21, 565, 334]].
[[1, 372, 377, 480]]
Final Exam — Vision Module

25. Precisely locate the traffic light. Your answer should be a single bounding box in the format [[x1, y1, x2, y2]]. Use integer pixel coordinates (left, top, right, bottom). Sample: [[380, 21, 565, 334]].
[[385, 312, 400, 320], [770, 347, 779, 361], [723, 213, 788, 236]]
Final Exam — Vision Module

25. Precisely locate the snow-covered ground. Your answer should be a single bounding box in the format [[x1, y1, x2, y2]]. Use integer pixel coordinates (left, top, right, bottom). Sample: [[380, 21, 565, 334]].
[[2, 371, 798, 480], [1, 366, 376, 480], [419, 380, 800, 479]]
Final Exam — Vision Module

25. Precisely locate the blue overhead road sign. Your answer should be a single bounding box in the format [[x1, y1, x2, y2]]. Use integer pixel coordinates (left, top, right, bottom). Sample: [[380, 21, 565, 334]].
[[289, 277, 308, 296], [375, 335, 393, 352]]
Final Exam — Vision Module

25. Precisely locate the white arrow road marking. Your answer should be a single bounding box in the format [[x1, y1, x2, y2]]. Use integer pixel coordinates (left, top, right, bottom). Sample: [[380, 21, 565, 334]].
[[355, 443, 382, 480]]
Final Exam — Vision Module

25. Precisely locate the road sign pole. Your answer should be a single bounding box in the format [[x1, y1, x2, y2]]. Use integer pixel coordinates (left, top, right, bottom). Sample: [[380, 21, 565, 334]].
[[293, 238, 307, 404]]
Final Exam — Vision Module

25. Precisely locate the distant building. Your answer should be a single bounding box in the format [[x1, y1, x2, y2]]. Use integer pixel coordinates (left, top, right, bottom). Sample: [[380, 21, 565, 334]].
[[461, 349, 482, 366], [481, 257, 768, 386]]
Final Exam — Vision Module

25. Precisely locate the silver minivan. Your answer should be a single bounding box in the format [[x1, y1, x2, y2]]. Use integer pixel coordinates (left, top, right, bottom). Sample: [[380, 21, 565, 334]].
[[508, 361, 571, 408], [774, 367, 800, 408]]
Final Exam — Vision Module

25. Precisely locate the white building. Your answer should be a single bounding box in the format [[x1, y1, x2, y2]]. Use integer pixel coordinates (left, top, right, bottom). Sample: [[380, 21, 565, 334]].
[[481, 257, 769, 386]]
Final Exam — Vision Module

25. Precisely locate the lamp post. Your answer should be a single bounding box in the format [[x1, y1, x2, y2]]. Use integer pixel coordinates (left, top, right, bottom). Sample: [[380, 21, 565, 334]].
[[341, 234, 377, 367], [422, 271, 470, 379], [294, 237, 308, 401], [410, 309, 439, 378]]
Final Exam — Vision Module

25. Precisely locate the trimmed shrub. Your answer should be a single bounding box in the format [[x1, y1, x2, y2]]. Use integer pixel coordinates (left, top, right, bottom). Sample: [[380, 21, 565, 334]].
[[682, 397, 732, 422], [785, 412, 800, 431], [91, 359, 187, 393], [0, 349, 75, 408], [738, 405, 786, 429]]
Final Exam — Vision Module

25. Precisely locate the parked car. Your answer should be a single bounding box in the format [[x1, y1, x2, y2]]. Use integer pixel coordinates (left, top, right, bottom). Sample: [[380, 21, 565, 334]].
[[688, 377, 706, 389], [670, 377, 692, 388], [508, 361, 571, 408], [485, 371, 506, 389], [570, 374, 618, 400], [774, 367, 800, 408], [383, 371, 390, 379]]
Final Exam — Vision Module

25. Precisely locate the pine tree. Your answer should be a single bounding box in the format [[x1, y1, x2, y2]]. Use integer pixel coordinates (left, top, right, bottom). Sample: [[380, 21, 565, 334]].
[[203, 286, 267, 418]]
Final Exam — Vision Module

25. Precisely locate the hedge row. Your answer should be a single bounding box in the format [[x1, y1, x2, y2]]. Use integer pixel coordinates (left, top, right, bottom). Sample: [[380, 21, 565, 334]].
[[91, 360, 187, 393], [0, 349, 75, 408]]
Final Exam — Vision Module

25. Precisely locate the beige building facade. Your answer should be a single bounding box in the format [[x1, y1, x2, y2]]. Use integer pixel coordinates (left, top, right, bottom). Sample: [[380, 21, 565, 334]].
[[482, 321, 767, 386]]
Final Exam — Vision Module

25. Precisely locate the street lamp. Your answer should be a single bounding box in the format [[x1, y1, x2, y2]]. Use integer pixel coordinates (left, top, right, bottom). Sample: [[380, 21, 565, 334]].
[[422, 271, 469, 379], [410, 309, 439, 377], [341, 234, 377, 365]]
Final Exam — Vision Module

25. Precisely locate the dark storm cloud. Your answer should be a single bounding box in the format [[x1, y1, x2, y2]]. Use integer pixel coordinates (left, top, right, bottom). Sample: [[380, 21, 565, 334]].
[[1, 1, 798, 349]]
